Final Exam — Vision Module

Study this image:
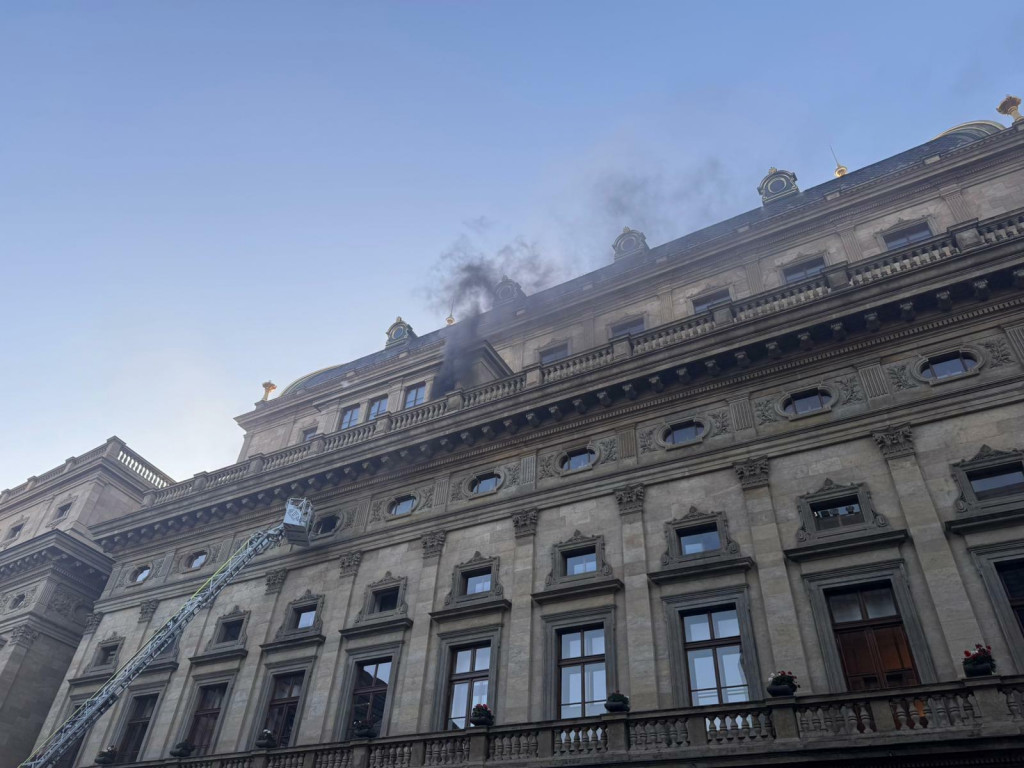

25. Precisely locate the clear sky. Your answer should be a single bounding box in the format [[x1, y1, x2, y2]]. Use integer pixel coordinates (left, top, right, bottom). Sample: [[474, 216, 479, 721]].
[[1, 1, 1022, 488]]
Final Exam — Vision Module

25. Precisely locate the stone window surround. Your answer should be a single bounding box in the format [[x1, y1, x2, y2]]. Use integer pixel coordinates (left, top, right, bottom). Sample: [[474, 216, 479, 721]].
[[90, 634, 125, 672], [607, 313, 647, 341], [353, 572, 410, 626], [660, 507, 741, 568], [951, 445, 1024, 519], [292, 419, 319, 446], [429, 624, 503, 731], [874, 215, 936, 252], [775, 384, 836, 422], [541, 606, 617, 721], [909, 344, 985, 386], [333, 641, 404, 740], [970, 540, 1024, 672], [337, 403, 362, 431], [442, 552, 505, 609], [125, 563, 154, 587], [47, 495, 77, 527], [652, 415, 711, 451], [537, 338, 571, 365], [662, 586, 762, 709], [794, 478, 889, 545], [779, 252, 829, 284], [174, 669, 238, 754], [273, 590, 325, 642], [803, 560, 937, 692], [544, 530, 614, 589], [367, 394, 390, 421], [461, 467, 507, 499], [311, 513, 342, 538], [110, 681, 166, 763], [690, 287, 732, 315], [385, 492, 422, 520], [248, 655, 317, 748], [549, 442, 604, 478], [181, 549, 211, 572], [206, 606, 250, 651]]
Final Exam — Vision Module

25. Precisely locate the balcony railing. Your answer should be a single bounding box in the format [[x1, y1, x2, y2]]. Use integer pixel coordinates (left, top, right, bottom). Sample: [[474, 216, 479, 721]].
[[134, 208, 1024, 513], [99, 680, 1024, 768]]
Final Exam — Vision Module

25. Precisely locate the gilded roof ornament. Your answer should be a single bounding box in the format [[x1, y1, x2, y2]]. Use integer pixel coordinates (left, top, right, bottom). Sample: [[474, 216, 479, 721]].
[[260, 381, 277, 401], [998, 94, 1022, 123]]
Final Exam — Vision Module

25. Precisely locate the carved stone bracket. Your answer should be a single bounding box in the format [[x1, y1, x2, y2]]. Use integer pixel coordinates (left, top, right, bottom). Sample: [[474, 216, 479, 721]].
[[873, 424, 915, 460], [138, 599, 159, 623], [265, 568, 288, 595], [512, 508, 538, 538], [614, 483, 646, 516], [339, 550, 363, 578], [10, 625, 40, 648], [422, 529, 447, 559], [734, 456, 769, 489]]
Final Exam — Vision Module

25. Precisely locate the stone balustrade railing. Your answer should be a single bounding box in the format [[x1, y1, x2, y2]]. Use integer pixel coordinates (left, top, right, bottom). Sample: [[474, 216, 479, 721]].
[[133, 209, 1024, 512], [118, 447, 173, 489], [97, 680, 1024, 768]]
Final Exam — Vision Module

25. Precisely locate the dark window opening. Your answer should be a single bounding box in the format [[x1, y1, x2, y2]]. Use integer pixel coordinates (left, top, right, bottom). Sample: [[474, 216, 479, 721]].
[[301, 427, 317, 443], [827, 584, 918, 691], [447, 644, 491, 729], [968, 464, 1024, 500], [7, 523, 23, 540], [340, 405, 361, 430], [679, 525, 722, 555], [131, 565, 151, 584], [262, 672, 304, 748], [55, 502, 72, 520], [693, 289, 731, 314], [920, 351, 977, 380], [558, 626, 606, 718], [97, 644, 119, 666], [782, 389, 832, 416], [540, 344, 569, 365], [390, 495, 416, 516], [783, 257, 826, 284], [682, 607, 748, 706], [462, 568, 492, 596], [883, 222, 932, 250], [115, 694, 158, 764], [373, 588, 400, 614], [560, 448, 596, 472], [404, 383, 427, 409], [470, 473, 500, 494], [313, 516, 338, 536], [810, 496, 865, 530], [609, 318, 645, 339], [997, 561, 1024, 636], [187, 552, 208, 570], [563, 547, 597, 577], [187, 683, 227, 756], [665, 421, 705, 445], [9, 593, 26, 610], [368, 397, 389, 421], [350, 658, 392, 738], [217, 619, 244, 644]]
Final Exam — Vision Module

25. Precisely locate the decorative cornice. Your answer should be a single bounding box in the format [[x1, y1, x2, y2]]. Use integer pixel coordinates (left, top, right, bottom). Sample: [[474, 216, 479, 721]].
[[873, 424, 916, 459], [734, 456, 770, 489], [613, 483, 646, 516]]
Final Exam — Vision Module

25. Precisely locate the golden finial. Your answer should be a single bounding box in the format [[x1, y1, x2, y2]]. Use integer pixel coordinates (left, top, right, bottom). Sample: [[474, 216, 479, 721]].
[[768, 166, 777, 174], [622, 226, 631, 234], [830, 145, 848, 178], [446, 314, 455, 326], [998, 94, 1022, 123], [395, 316, 403, 323], [261, 381, 277, 401]]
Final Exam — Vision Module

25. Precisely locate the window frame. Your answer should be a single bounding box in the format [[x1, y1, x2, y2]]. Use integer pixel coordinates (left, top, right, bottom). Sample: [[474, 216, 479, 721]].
[[881, 220, 933, 251], [206, 607, 249, 651], [791, 479, 895, 555], [348, 572, 411, 633], [659, 508, 744, 572], [778, 387, 834, 421], [781, 255, 827, 285], [657, 419, 709, 450], [54, 501, 73, 520], [950, 445, 1024, 524], [90, 635, 124, 672], [911, 346, 984, 387], [803, 561, 936, 692], [111, 686, 163, 764], [271, 590, 324, 645], [439, 552, 506, 614], [431, 625, 502, 731], [312, 514, 340, 537], [339, 404, 361, 430], [608, 316, 646, 340], [662, 587, 761, 708], [300, 427, 318, 443], [177, 673, 236, 757], [539, 342, 570, 366], [6, 523, 24, 541], [403, 382, 428, 410], [969, 541, 1024, 672], [388, 494, 418, 518], [556, 446, 598, 475], [541, 607, 617, 720], [334, 642, 403, 740], [367, 396, 389, 421], [691, 288, 732, 315], [544, 530, 614, 590], [126, 563, 153, 586], [251, 663, 312, 749]]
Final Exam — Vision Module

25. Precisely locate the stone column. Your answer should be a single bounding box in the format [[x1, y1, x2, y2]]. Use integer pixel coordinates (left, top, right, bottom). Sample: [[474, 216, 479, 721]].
[[396, 529, 446, 734], [504, 509, 538, 723], [733, 457, 810, 684], [614, 484, 658, 710], [871, 424, 983, 672]]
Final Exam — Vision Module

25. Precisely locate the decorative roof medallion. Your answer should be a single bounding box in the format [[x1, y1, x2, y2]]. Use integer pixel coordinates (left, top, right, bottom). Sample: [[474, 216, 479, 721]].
[[612, 227, 649, 261], [757, 168, 800, 205], [385, 316, 416, 347]]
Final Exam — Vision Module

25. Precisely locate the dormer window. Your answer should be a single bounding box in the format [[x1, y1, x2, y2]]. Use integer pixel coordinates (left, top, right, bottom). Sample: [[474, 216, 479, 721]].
[[560, 448, 596, 473], [368, 396, 389, 421], [340, 405, 361, 430], [782, 256, 826, 284], [782, 389, 832, 416], [470, 473, 501, 495], [389, 495, 416, 517], [919, 351, 978, 381], [301, 427, 317, 443], [609, 317, 645, 339], [404, 383, 427, 409], [883, 222, 932, 250], [665, 421, 705, 445], [692, 289, 731, 315]]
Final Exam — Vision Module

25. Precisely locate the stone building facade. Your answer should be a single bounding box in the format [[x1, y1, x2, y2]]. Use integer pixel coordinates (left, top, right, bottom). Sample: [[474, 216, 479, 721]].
[[31, 107, 1024, 768], [0, 438, 170, 768]]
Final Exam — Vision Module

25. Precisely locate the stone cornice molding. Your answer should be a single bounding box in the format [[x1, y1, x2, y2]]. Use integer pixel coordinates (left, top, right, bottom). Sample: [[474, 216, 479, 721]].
[[0, 530, 112, 591]]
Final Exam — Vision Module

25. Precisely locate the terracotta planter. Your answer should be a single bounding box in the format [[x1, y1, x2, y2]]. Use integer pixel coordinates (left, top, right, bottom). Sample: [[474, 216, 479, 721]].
[[604, 699, 630, 712], [963, 659, 995, 677], [767, 682, 797, 697]]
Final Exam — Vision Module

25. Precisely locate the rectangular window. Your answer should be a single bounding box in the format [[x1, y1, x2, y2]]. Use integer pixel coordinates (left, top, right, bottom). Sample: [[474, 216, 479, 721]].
[[368, 396, 389, 421], [350, 659, 392, 737], [97, 643, 119, 667], [609, 317, 645, 339], [404, 383, 427, 409], [217, 619, 244, 644], [373, 588, 400, 614], [883, 222, 932, 250], [682, 607, 749, 706], [447, 644, 491, 729], [997, 561, 1024, 636], [810, 496, 865, 530], [558, 626, 606, 718], [693, 289, 731, 314], [782, 256, 826, 284], [827, 584, 918, 691], [186, 683, 228, 756], [563, 547, 597, 576], [301, 427, 317, 442], [7, 523, 23, 540], [462, 569, 492, 596], [55, 503, 73, 520], [968, 464, 1024, 500], [115, 693, 159, 764], [293, 608, 316, 630], [262, 672, 305, 748], [679, 525, 722, 555], [340, 405, 361, 430], [540, 343, 569, 365]]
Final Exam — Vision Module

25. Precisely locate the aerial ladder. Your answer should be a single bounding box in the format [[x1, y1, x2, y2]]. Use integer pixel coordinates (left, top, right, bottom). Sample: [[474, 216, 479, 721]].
[[20, 498, 316, 768]]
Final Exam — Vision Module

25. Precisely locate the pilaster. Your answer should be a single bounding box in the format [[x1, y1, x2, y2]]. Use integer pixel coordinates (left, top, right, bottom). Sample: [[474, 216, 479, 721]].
[[504, 509, 537, 723]]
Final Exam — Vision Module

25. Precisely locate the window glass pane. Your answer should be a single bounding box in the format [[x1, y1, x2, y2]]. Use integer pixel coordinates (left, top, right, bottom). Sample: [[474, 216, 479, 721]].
[[449, 682, 468, 727], [368, 397, 388, 420], [375, 661, 392, 685], [375, 588, 399, 613], [585, 662, 606, 703], [680, 525, 721, 554], [666, 421, 704, 444], [540, 344, 569, 365], [560, 666, 582, 715], [560, 632, 582, 660], [583, 628, 605, 656], [829, 592, 863, 623], [884, 222, 932, 249], [464, 572, 491, 594], [455, 650, 473, 674], [341, 406, 360, 429], [404, 384, 426, 409], [474, 646, 491, 671], [471, 474, 500, 493], [693, 290, 730, 314], [471, 679, 489, 708], [565, 550, 597, 575], [716, 645, 746, 687], [928, 353, 969, 379], [562, 450, 595, 471], [683, 613, 711, 643], [712, 609, 740, 638], [295, 609, 315, 629], [609, 318, 645, 338], [862, 588, 897, 618], [998, 561, 1024, 600], [969, 466, 1024, 499], [692, 689, 721, 707], [687, 648, 718, 692]]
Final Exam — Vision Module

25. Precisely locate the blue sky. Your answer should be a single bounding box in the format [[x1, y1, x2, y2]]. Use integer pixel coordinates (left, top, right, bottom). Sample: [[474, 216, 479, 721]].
[[2, 1, 1022, 487]]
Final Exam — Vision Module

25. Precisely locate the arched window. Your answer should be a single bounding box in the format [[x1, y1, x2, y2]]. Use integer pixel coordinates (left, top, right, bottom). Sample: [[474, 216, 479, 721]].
[[782, 389, 832, 416], [390, 495, 417, 517], [664, 421, 705, 445], [919, 351, 978, 380], [560, 449, 596, 473], [313, 516, 339, 536], [470, 473, 501, 495]]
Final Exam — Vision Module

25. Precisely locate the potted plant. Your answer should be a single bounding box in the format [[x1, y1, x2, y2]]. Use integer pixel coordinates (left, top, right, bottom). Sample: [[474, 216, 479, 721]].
[[351, 719, 376, 738], [254, 729, 278, 749], [766, 671, 800, 697], [94, 747, 117, 765], [963, 644, 996, 677], [169, 741, 195, 758], [469, 703, 494, 726], [604, 691, 630, 713]]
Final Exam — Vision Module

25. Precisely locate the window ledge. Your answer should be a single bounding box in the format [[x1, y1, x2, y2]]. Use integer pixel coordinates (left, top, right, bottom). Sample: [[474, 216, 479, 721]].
[[339, 617, 413, 638], [648, 555, 754, 584], [947, 505, 1024, 534], [260, 633, 326, 653], [188, 646, 249, 666], [532, 577, 623, 604], [430, 598, 511, 623], [784, 529, 908, 562]]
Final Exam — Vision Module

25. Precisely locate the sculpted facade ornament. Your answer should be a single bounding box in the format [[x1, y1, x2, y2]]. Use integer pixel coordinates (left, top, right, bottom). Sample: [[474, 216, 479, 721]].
[[10, 625, 40, 648], [734, 456, 770, 489], [886, 364, 918, 391], [511, 508, 538, 538], [614, 483, 646, 516], [47, 587, 77, 618], [873, 424, 915, 459], [265, 568, 288, 595], [338, 551, 362, 578], [980, 337, 1014, 367], [754, 399, 779, 425], [83, 611, 104, 634], [836, 375, 865, 404], [138, 599, 159, 623], [421, 529, 447, 559]]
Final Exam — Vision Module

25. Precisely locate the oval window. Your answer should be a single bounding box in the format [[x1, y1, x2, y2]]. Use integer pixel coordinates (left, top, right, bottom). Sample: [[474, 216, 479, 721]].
[[9, 594, 26, 610], [470, 473, 501, 495], [782, 389, 832, 416], [920, 351, 978, 380], [559, 448, 596, 472], [313, 516, 339, 535], [186, 551, 208, 570], [664, 421, 705, 445], [131, 565, 152, 584], [390, 495, 416, 516]]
